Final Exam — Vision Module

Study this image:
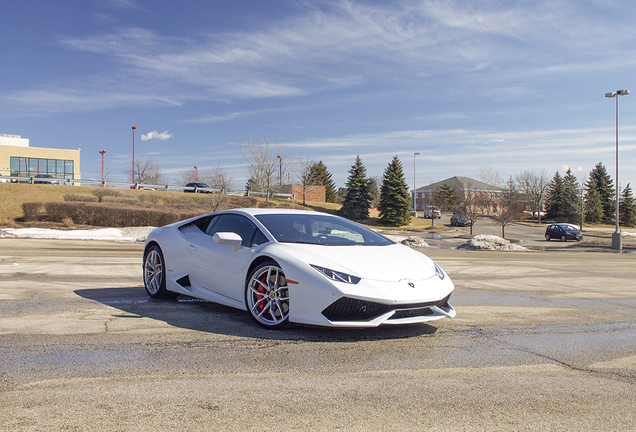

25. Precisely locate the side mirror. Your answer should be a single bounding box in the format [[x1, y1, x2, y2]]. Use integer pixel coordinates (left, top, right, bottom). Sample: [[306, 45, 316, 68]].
[[213, 232, 242, 253]]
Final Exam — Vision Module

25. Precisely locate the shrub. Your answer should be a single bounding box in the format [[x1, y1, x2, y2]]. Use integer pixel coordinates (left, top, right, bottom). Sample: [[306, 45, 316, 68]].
[[63, 194, 99, 202], [22, 202, 47, 221], [101, 196, 143, 205], [91, 188, 125, 201]]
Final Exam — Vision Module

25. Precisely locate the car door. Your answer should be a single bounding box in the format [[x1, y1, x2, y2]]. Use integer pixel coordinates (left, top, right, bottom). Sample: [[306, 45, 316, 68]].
[[185, 214, 265, 302]]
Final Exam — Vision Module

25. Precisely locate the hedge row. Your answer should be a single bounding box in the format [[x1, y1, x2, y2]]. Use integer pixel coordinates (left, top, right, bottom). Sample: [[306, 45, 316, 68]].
[[22, 201, 197, 227], [21, 194, 261, 227]]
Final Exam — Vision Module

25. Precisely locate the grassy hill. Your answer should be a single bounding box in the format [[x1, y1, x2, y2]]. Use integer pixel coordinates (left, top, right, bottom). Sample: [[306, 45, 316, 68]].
[[0, 182, 445, 231]]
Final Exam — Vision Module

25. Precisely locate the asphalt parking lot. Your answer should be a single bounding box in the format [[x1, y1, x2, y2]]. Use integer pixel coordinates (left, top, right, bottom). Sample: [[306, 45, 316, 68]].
[[1, 238, 636, 431]]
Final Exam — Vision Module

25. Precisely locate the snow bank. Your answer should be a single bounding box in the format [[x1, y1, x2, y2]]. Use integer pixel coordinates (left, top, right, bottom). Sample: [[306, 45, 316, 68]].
[[458, 234, 529, 252], [0, 227, 155, 242]]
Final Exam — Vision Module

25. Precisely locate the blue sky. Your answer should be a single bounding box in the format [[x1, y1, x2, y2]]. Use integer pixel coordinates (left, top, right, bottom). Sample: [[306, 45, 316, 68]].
[[2, 0, 635, 191]]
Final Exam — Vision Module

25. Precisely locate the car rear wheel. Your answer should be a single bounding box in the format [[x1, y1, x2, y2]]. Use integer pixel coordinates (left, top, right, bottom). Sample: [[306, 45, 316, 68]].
[[143, 245, 177, 299], [246, 261, 290, 329], [561, 235, 566, 242], [545, 234, 550, 241]]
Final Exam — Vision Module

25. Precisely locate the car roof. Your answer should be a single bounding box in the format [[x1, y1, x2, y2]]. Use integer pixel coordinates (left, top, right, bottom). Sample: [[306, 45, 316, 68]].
[[220, 208, 328, 218]]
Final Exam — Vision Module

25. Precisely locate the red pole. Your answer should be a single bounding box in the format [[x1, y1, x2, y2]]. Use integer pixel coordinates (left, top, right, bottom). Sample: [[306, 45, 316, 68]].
[[194, 166, 198, 182], [99, 150, 106, 184], [132, 126, 137, 184]]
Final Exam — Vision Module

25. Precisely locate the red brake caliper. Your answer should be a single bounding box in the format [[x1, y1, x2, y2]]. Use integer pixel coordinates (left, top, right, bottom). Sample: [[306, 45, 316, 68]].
[[256, 274, 268, 313]]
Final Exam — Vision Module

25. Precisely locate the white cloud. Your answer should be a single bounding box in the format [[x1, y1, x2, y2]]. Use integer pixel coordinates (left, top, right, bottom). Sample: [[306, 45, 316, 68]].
[[141, 130, 174, 141]]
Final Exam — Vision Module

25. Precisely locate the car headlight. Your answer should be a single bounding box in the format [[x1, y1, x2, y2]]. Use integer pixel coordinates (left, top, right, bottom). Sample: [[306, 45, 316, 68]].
[[434, 262, 445, 280], [310, 265, 361, 284]]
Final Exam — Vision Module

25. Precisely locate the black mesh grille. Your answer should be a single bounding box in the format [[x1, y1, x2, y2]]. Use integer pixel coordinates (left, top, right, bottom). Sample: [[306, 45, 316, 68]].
[[322, 293, 452, 322], [390, 307, 433, 319], [321, 297, 392, 322]]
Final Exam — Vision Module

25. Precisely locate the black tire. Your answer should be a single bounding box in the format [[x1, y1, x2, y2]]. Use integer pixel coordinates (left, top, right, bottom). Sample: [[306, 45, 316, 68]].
[[143, 244, 177, 299], [561, 235, 566, 242], [545, 234, 550, 241], [245, 261, 290, 329]]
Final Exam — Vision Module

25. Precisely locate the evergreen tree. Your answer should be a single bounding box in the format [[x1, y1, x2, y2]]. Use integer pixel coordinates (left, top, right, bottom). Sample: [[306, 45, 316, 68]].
[[584, 182, 604, 224], [309, 161, 338, 203], [545, 171, 566, 220], [339, 156, 373, 220], [562, 168, 581, 223], [620, 183, 636, 227], [378, 156, 412, 226], [435, 184, 458, 211], [586, 162, 615, 224]]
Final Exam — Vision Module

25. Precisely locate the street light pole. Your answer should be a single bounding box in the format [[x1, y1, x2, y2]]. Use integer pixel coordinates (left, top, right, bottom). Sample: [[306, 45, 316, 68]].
[[132, 126, 137, 185], [605, 89, 630, 250], [99, 150, 106, 185], [413, 152, 420, 213], [277, 155, 282, 186], [194, 166, 198, 182]]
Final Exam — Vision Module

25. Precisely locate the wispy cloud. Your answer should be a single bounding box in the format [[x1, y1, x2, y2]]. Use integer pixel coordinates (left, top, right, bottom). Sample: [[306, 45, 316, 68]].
[[6, 0, 635, 115]]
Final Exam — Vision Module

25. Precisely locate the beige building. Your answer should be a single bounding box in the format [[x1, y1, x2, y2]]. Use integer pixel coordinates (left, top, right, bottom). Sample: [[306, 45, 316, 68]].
[[0, 134, 81, 182], [413, 176, 502, 213]]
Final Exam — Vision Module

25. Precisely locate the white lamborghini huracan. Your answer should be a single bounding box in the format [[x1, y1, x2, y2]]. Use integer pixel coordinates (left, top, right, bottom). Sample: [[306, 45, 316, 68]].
[[143, 208, 455, 329]]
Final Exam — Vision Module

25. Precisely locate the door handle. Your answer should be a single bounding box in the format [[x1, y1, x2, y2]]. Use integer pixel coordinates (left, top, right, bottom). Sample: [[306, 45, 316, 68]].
[[189, 245, 198, 252]]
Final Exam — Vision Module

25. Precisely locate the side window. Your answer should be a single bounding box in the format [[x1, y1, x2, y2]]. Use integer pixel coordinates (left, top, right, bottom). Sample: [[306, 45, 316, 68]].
[[206, 214, 263, 247], [251, 230, 269, 247], [196, 215, 216, 232]]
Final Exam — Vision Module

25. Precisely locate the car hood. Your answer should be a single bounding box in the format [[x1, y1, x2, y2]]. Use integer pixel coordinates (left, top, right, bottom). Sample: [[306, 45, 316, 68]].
[[281, 243, 437, 282]]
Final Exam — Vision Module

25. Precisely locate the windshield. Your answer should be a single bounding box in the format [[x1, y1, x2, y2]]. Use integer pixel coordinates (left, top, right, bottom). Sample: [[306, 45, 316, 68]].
[[255, 213, 394, 246]]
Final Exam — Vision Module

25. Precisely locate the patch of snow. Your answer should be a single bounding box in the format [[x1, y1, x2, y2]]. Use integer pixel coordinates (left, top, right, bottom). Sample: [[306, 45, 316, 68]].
[[400, 236, 429, 247], [458, 234, 529, 252], [0, 227, 155, 242]]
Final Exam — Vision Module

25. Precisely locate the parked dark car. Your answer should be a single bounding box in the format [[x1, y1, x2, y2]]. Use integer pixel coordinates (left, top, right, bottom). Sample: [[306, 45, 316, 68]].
[[184, 182, 212, 193], [545, 223, 582, 242], [33, 174, 59, 185], [450, 214, 471, 227]]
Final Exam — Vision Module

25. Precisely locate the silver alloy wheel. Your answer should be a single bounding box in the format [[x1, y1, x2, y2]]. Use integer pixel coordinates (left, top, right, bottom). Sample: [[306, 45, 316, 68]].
[[144, 248, 163, 296], [561, 235, 566, 242], [545, 234, 550, 241], [246, 263, 290, 328]]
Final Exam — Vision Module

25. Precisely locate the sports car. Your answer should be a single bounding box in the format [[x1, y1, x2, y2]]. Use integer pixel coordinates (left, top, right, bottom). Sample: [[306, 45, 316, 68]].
[[143, 208, 456, 329]]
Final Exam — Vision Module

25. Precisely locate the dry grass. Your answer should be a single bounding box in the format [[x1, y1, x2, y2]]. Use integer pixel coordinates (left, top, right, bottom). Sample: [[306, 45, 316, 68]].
[[1, 183, 447, 231]]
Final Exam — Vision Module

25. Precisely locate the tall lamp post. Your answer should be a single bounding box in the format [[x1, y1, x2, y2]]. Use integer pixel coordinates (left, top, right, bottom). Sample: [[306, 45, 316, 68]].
[[605, 89, 630, 250], [277, 155, 282, 185], [413, 152, 420, 212], [131, 126, 137, 185], [194, 166, 198, 182], [99, 150, 107, 185]]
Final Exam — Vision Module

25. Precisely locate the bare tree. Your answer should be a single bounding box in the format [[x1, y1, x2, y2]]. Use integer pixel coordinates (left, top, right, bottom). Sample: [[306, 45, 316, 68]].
[[369, 175, 382, 209], [516, 169, 550, 224], [239, 136, 288, 201], [457, 182, 489, 236], [494, 178, 524, 238], [202, 164, 233, 191], [125, 158, 166, 185], [477, 166, 504, 188], [176, 167, 197, 186], [294, 156, 321, 205]]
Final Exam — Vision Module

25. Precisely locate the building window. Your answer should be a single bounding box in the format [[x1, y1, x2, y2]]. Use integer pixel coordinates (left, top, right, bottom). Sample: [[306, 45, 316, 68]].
[[10, 157, 74, 180]]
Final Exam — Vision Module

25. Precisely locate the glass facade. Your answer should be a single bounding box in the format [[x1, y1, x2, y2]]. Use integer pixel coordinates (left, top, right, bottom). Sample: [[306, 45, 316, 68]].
[[10, 157, 74, 180]]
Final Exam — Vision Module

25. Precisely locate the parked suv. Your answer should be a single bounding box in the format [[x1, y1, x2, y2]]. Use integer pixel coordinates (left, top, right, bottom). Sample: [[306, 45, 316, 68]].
[[184, 182, 212, 193], [424, 205, 441, 219]]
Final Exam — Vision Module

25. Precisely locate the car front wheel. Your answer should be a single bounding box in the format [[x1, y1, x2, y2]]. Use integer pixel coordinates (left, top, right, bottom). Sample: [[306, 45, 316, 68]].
[[246, 261, 290, 329], [143, 245, 177, 299], [561, 235, 566, 242], [545, 234, 550, 241]]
